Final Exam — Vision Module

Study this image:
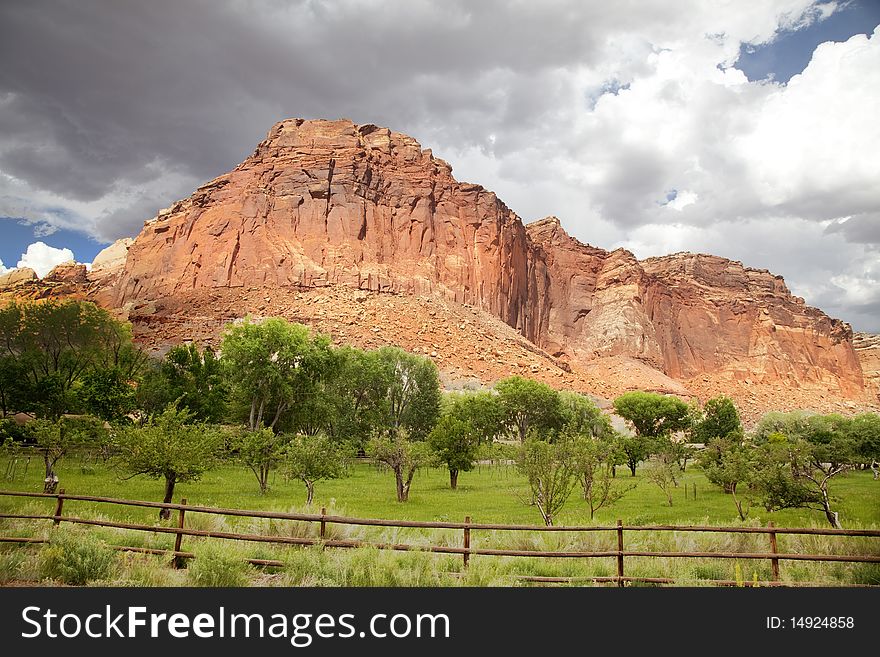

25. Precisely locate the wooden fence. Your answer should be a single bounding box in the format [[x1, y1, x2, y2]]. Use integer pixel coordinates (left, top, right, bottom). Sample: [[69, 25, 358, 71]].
[[1, 489, 879, 586]]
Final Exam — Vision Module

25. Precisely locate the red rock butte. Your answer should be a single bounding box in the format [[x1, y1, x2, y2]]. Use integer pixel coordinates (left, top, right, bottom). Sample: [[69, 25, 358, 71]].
[[5, 118, 876, 419]]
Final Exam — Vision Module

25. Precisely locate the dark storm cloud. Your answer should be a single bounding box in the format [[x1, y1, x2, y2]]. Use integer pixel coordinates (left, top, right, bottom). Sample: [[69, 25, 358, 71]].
[[0, 0, 878, 331], [0, 0, 626, 239], [824, 213, 880, 247]]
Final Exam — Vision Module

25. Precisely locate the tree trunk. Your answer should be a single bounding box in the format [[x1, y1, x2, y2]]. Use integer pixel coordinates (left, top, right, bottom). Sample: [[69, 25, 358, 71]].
[[43, 456, 59, 494], [305, 480, 315, 506], [820, 486, 842, 529], [628, 459, 637, 477], [259, 464, 270, 494], [395, 469, 407, 502], [160, 476, 175, 520], [449, 469, 459, 490]]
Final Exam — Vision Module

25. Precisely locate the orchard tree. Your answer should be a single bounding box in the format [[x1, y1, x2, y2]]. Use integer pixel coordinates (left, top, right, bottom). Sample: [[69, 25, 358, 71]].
[[281, 434, 350, 505], [698, 437, 755, 519], [496, 376, 563, 442], [114, 406, 222, 519], [428, 415, 479, 489], [31, 415, 108, 493], [618, 434, 653, 477], [366, 433, 433, 502], [567, 435, 634, 519], [234, 427, 289, 494], [516, 438, 576, 526], [644, 449, 680, 507]]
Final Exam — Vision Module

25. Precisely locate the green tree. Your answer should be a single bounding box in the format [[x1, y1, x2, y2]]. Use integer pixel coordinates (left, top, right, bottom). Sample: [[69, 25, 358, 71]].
[[281, 434, 350, 505], [618, 434, 653, 477], [221, 318, 333, 432], [845, 413, 880, 476], [496, 376, 563, 442], [644, 449, 680, 506], [31, 415, 108, 493], [446, 390, 504, 445], [613, 391, 691, 476], [751, 411, 860, 528], [374, 346, 441, 441], [567, 435, 634, 519], [692, 395, 742, 444], [366, 434, 433, 502], [77, 367, 135, 422], [137, 344, 228, 423], [747, 437, 821, 515], [114, 406, 222, 518], [559, 390, 612, 439], [233, 427, 289, 494], [516, 438, 576, 526], [613, 391, 691, 440], [0, 300, 145, 418], [698, 436, 755, 519], [321, 346, 388, 448], [428, 415, 479, 489]]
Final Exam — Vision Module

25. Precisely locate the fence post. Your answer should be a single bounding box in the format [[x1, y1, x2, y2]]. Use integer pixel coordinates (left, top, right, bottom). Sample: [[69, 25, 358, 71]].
[[463, 516, 471, 569], [52, 489, 65, 526], [320, 507, 327, 540], [693, 483, 696, 500], [768, 521, 779, 582], [616, 519, 625, 587], [173, 498, 187, 569]]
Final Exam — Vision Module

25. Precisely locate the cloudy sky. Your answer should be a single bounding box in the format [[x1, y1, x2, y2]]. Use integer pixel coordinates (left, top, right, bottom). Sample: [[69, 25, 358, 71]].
[[1, 0, 878, 330]]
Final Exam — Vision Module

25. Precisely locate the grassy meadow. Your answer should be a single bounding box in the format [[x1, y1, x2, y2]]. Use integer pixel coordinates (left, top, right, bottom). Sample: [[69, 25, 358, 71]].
[[1, 455, 878, 587]]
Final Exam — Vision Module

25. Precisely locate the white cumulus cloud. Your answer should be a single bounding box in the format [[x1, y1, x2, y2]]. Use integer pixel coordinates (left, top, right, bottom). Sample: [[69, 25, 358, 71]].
[[16, 241, 74, 277]]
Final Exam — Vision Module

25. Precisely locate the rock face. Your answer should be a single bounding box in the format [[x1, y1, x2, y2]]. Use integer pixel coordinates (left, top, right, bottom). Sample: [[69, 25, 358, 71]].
[[854, 333, 880, 403], [45, 261, 88, 284], [0, 267, 38, 288], [89, 238, 134, 285], [109, 119, 544, 340], [102, 118, 868, 407]]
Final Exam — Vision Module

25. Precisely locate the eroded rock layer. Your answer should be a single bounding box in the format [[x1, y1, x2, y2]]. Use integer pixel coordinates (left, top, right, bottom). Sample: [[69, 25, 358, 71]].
[[83, 118, 868, 410]]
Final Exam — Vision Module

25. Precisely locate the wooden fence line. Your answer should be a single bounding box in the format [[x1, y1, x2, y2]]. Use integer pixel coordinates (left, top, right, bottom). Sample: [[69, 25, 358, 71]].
[[1, 489, 878, 587]]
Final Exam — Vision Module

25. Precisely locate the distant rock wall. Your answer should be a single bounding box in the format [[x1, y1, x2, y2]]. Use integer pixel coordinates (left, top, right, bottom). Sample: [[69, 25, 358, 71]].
[[101, 118, 867, 401]]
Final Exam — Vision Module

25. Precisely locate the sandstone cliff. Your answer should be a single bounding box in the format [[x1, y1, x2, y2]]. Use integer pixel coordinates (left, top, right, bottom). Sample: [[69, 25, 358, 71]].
[[82, 118, 868, 414], [854, 333, 880, 404]]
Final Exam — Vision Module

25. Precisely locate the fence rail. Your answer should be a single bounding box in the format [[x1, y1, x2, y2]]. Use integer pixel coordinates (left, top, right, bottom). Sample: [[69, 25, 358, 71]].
[[1, 489, 878, 587]]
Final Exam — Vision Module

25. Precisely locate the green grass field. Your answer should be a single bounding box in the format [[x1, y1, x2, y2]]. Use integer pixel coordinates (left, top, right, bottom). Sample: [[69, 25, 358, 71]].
[[1, 456, 878, 586], [2, 455, 879, 527]]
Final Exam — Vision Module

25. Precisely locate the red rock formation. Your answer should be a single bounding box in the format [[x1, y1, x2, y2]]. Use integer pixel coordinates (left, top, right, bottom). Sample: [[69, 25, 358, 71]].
[[99, 118, 868, 408], [854, 333, 880, 403], [45, 261, 88, 284]]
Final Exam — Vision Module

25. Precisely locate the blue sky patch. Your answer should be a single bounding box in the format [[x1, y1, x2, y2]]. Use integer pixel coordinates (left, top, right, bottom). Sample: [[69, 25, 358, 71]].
[[736, 0, 880, 83]]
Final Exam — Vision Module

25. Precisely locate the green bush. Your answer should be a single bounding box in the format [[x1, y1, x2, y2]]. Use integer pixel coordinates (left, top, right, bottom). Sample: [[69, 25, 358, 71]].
[[186, 541, 252, 587], [38, 530, 115, 585]]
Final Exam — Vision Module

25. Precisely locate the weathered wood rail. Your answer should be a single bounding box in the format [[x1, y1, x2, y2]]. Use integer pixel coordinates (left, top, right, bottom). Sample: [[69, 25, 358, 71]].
[[2, 489, 878, 586]]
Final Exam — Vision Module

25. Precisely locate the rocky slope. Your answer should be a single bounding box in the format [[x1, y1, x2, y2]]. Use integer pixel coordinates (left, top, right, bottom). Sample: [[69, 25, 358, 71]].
[[4, 118, 872, 418]]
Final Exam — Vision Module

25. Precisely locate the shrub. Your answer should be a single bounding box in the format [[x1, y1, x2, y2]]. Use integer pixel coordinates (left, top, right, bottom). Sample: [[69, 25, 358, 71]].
[[186, 541, 252, 587], [38, 530, 115, 585]]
